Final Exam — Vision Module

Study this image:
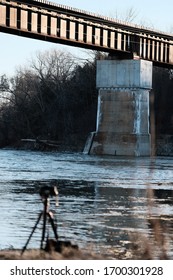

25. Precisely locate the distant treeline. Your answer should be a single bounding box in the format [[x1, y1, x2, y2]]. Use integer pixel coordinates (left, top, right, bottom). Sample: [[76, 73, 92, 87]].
[[0, 49, 173, 152], [0, 49, 99, 151], [153, 67, 173, 135]]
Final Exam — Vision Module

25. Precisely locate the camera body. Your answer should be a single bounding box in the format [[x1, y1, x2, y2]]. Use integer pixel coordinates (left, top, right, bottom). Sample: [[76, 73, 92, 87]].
[[39, 186, 58, 198]]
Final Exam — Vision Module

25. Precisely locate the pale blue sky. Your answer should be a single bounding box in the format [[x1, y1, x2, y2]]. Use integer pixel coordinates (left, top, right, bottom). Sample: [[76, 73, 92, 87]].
[[0, 0, 173, 76]]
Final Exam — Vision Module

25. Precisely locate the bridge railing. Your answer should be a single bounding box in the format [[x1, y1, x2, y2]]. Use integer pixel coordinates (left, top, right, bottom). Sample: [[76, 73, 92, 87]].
[[0, 0, 173, 67]]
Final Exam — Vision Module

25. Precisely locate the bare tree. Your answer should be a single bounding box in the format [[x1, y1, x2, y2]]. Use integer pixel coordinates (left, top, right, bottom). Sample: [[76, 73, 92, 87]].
[[124, 7, 138, 23], [0, 49, 98, 149]]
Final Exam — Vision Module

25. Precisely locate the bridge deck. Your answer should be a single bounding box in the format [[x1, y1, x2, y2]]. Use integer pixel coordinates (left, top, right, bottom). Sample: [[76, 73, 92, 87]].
[[0, 0, 173, 67]]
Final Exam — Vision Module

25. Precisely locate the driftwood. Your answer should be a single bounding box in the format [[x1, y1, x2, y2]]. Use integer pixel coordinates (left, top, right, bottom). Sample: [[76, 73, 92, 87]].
[[21, 139, 60, 148]]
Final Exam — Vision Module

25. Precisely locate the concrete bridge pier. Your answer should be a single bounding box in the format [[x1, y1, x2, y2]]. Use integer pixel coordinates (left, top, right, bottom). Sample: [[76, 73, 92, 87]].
[[88, 59, 153, 156]]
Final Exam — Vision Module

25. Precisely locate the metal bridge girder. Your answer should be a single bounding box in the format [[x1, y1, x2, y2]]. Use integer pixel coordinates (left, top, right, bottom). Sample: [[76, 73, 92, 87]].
[[0, 0, 173, 67]]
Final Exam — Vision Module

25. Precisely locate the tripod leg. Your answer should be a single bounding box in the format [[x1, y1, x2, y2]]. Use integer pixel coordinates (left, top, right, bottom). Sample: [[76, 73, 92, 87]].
[[48, 212, 58, 240], [21, 212, 42, 255], [40, 204, 47, 249]]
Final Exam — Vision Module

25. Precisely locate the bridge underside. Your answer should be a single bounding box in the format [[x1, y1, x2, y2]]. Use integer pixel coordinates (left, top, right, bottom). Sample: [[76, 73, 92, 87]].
[[0, 24, 133, 60], [0, 0, 173, 68]]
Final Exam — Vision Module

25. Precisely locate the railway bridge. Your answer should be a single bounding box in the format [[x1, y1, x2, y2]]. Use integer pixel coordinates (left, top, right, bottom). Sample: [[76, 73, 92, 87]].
[[1, 0, 173, 155]]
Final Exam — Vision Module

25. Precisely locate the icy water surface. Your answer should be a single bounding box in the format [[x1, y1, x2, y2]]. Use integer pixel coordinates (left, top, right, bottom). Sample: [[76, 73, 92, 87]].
[[0, 149, 173, 258]]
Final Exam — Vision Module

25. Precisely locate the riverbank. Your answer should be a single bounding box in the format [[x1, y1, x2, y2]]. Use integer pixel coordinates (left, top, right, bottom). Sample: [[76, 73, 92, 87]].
[[3, 133, 173, 156], [156, 135, 173, 156], [0, 248, 103, 260], [0, 243, 129, 260], [8, 138, 85, 153], [0, 228, 171, 260]]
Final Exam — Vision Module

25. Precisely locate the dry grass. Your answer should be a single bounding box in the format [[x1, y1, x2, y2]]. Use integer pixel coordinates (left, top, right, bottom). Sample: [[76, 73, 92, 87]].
[[0, 247, 104, 260]]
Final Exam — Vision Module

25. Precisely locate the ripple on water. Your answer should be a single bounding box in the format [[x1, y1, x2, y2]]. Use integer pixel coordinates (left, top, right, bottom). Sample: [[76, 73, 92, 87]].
[[0, 150, 173, 258]]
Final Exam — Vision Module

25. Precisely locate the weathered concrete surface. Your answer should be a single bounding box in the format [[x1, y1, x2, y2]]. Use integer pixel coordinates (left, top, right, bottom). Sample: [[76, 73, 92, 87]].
[[89, 59, 152, 156], [96, 59, 152, 89]]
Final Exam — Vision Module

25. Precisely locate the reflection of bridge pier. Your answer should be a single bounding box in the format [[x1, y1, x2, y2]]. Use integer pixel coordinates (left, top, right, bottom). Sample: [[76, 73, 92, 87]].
[[88, 59, 152, 156]]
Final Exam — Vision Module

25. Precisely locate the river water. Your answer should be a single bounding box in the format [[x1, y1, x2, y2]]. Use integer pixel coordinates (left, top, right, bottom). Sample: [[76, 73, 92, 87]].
[[0, 149, 173, 258]]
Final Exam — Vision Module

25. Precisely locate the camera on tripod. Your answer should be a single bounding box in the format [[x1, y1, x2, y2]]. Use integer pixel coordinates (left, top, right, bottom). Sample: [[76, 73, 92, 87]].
[[22, 185, 78, 255], [22, 185, 59, 254], [39, 186, 58, 198]]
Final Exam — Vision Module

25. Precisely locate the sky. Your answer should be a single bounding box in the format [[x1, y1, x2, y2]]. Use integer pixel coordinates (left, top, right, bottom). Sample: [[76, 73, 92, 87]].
[[0, 0, 173, 76]]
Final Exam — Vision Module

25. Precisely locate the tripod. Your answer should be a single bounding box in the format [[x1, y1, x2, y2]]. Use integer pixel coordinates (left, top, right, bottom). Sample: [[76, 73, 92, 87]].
[[22, 188, 58, 254]]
